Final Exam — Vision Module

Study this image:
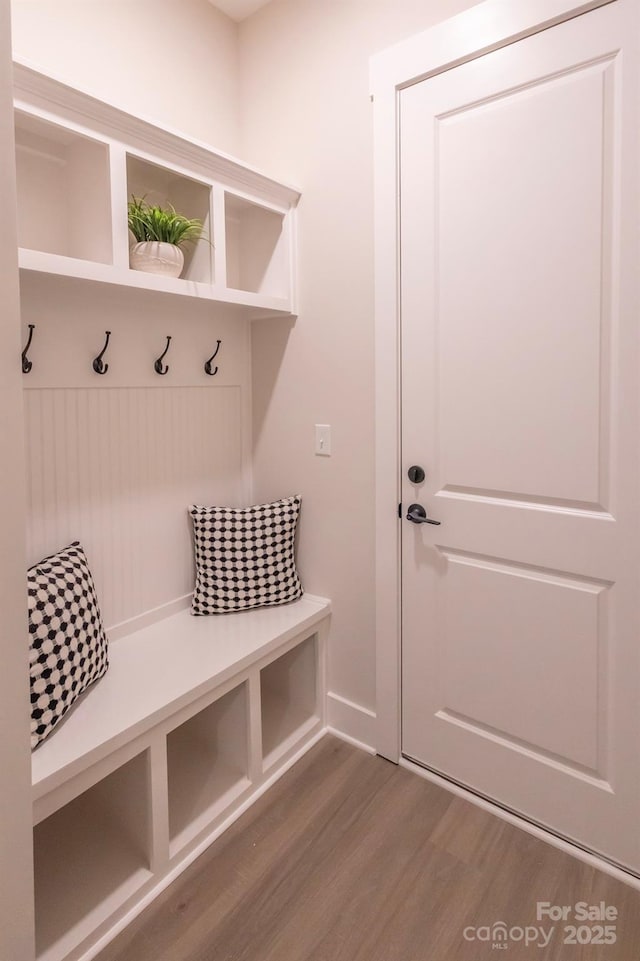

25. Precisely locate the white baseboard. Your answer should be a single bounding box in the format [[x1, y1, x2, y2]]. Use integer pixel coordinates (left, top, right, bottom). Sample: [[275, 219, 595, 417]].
[[107, 594, 191, 642], [326, 691, 376, 753]]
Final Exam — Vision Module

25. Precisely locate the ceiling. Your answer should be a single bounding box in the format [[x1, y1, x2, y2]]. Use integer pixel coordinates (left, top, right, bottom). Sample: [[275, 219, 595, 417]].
[[209, 0, 272, 21]]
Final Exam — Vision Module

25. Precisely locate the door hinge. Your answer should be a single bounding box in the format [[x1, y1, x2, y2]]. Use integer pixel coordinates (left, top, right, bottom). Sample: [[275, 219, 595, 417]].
[[398, 502, 402, 518]]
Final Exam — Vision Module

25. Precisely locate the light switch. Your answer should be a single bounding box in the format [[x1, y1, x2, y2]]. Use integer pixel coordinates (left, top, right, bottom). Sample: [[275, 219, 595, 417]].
[[315, 424, 331, 456]]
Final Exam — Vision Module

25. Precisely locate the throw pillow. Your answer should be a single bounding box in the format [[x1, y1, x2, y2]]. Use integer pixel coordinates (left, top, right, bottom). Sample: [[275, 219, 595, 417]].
[[28, 541, 109, 749], [189, 495, 303, 614]]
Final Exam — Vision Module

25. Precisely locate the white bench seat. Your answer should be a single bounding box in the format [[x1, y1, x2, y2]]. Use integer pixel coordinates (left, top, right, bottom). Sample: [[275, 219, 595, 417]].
[[32, 593, 331, 807]]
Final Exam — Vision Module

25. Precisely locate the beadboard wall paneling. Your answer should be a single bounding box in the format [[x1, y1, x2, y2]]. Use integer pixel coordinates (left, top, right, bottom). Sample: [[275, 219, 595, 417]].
[[24, 386, 244, 632]]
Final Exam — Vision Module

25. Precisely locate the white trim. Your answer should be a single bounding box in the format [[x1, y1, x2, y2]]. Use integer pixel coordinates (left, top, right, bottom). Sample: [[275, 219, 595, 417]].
[[370, 0, 615, 96], [371, 0, 616, 763], [13, 58, 301, 208], [326, 727, 377, 756], [401, 757, 640, 891], [107, 594, 191, 642], [326, 691, 376, 753], [373, 84, 402, 763]]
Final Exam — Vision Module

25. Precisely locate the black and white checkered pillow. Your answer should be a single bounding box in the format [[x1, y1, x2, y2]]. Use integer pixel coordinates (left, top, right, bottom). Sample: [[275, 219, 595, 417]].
[[189, 496, 303, 614], [28, 542, 109, 749]]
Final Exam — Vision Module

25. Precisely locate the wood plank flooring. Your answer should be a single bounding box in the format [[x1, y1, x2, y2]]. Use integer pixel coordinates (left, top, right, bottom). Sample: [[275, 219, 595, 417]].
[[96, 736, 640, 961]]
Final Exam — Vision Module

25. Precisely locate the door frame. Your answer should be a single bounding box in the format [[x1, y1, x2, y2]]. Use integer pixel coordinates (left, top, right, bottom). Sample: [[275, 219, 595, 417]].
[[370, 0, 616, 764]]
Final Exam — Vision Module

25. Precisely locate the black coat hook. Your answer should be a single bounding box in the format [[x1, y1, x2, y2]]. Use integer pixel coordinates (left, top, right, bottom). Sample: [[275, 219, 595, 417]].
[[204, 339, 221, 376], [93, 330, 111, 375], [22, 324, 35, 374], [154, 335, 172, 375]]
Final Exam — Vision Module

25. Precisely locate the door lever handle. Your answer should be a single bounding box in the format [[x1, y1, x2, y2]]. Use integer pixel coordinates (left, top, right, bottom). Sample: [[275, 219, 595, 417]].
[[406, 503, 441, 526]]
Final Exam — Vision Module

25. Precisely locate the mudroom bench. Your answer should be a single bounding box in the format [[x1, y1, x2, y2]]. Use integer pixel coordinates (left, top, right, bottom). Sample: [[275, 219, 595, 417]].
[[31, 593, 331, 961]]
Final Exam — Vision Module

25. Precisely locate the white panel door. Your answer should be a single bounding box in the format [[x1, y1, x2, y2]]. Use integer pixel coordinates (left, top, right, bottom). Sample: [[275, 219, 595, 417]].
[[400, 0, 640, 872]]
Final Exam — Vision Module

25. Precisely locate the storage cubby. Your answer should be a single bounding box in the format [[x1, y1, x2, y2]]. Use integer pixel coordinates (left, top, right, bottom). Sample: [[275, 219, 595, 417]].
[[14, 111, 112, 264], [225, 192, 288, 297], [29, 598, 329, 961], [261, 635, 319, 768], [33, 752, 151, 961], [167, 684, 250, 855], [126, 154, 213, 284], [14, 65, 299, 314]]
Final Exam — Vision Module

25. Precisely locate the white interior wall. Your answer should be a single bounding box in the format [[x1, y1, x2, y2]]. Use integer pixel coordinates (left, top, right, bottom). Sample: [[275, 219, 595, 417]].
[[10, 0, 240, 153], [240, 0, 482, 739], [0, 0, 35, 956]]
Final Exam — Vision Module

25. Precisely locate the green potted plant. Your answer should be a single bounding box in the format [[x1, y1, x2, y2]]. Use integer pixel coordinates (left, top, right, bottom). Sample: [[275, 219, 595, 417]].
[[127, 195, 206, 278]]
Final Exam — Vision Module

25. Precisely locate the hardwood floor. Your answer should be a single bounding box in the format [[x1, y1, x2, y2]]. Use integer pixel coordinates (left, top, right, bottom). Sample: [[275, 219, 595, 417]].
[[96, 736, 640, 961]]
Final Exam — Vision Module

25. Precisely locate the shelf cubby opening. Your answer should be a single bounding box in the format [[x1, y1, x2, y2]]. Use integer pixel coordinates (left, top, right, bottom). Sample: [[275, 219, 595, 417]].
[[261, 635, 318, 768], [167, 684, 250, 855], [225, 193, 288, 298], [33, 751, 151, 961], [14, 111, 112, 265], [126, 154, 213, 284]]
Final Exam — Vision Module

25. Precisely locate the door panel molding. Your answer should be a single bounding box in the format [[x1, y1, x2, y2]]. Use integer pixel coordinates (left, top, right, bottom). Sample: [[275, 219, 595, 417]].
[[433, 709, 611, 787]]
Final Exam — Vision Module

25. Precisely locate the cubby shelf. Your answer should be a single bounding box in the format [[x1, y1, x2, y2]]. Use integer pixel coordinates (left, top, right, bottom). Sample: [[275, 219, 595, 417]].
[[17, 247, 292, 315], [167, 685, 251, 856], [261, 635, 320, 771], [13, 60, 300, 319], [33, 752, 152, 961], [30, 595, 330, 961]]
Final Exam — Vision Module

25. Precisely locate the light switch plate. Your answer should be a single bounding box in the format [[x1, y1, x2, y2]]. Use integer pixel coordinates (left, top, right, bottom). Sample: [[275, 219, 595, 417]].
[[315, 424, 331, 456]]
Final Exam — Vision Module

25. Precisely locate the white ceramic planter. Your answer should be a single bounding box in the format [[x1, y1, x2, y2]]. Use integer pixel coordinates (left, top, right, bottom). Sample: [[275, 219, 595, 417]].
[[130, 242, 184, 278]]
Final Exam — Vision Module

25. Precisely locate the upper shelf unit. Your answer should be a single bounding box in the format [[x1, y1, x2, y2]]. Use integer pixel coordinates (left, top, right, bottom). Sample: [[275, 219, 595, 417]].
[[12, 60, 300, 319]]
